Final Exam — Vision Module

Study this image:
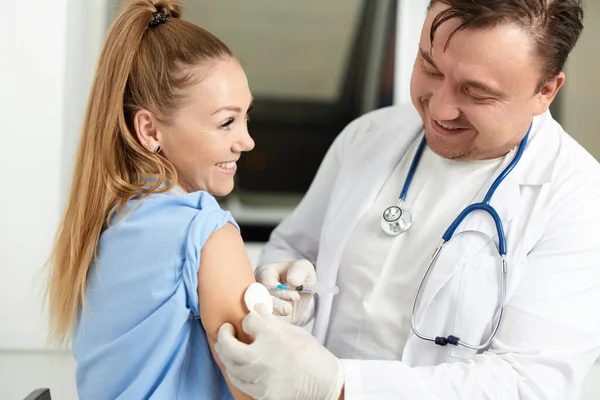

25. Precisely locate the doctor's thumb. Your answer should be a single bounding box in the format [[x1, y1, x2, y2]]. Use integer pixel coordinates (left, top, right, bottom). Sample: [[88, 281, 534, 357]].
[[217, 322, 236, 339], [286, 259, 317, 286], [241, 306, 274, 338], [253, 303, 273, 318]]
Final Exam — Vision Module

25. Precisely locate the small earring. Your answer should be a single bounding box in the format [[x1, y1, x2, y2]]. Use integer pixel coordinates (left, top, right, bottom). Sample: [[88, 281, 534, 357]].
[[155, 145, 161, 154], [149, 145, 155, 151], [143, 143, 149, 148]]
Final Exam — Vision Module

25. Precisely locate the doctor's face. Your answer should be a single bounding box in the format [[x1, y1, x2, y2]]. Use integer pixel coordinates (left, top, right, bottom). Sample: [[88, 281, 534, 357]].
[[410, 3, 564, 161]]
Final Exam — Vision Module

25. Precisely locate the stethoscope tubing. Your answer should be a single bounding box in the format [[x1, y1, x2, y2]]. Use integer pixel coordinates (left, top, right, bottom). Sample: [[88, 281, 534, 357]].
[[407, 123, 532, 349]]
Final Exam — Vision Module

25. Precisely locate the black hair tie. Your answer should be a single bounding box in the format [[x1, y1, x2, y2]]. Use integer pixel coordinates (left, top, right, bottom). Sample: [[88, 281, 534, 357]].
[[148, 10, 170, 28]]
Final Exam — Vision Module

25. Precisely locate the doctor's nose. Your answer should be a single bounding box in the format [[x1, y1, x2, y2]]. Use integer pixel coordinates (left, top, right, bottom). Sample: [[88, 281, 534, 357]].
[[428, 85, 461, 122]]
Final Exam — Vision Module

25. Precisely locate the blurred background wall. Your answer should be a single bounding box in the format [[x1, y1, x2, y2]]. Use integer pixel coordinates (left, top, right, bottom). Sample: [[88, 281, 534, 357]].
[[0, 1, 597, 398]]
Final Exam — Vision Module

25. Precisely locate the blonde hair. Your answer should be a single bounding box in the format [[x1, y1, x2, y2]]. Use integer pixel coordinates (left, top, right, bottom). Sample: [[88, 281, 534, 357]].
[[46, 0, 233, 345]]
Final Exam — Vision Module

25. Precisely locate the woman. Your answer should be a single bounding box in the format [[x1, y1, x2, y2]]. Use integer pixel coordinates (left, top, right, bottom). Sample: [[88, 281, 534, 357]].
[[46, 1, 257, 398]]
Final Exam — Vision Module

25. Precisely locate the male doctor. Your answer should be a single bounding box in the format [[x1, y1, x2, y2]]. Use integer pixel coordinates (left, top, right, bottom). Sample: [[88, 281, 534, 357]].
[[216, 0, 600, 399]]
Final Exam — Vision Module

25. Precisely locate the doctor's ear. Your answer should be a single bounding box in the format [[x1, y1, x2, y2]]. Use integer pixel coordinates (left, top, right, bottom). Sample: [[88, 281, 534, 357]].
[[533, 72, 565, 116], [133, 109, 161, 151]]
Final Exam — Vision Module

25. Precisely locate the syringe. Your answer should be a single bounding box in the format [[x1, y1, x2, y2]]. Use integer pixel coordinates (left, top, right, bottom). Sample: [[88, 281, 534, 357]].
[[265, 282, 340, 295]]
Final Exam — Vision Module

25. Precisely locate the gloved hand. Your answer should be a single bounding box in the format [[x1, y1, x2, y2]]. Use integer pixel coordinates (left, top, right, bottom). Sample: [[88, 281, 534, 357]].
[[254, 259, 317, 325], [215, 304, 345, 400]]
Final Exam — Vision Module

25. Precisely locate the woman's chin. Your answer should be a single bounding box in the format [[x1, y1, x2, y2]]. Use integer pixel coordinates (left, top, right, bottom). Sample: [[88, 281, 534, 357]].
[[208, 182, 235, 198]]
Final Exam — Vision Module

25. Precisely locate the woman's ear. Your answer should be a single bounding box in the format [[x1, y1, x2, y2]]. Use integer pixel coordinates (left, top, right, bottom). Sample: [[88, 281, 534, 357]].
[[134, 109, 161, 152]]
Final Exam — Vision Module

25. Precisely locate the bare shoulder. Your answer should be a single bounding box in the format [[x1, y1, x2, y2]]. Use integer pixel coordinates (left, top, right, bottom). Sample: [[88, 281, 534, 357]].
[[201, 222, 249, 262]]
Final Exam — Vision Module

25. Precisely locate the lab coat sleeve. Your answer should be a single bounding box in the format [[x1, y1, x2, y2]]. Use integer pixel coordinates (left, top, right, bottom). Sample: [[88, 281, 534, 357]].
[[342, 168, 600, 400], [259, 119, 360, 266]]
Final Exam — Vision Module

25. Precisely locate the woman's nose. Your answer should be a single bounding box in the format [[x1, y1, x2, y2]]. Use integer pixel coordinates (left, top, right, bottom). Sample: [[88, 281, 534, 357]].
[[233, 129, 255, 153]]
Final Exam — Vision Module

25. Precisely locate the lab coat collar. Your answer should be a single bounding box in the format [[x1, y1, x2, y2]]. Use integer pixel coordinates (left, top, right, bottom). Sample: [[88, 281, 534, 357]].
[[513, 110, 559, 185]]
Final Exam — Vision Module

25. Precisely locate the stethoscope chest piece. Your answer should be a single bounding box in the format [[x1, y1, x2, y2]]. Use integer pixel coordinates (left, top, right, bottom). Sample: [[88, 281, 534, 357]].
[[380, 135, 427, 236], [381, 204, 412, 236]]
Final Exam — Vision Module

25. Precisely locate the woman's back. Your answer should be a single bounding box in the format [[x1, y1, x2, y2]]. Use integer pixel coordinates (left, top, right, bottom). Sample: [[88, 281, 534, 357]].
[[73, 189, 235, 399]]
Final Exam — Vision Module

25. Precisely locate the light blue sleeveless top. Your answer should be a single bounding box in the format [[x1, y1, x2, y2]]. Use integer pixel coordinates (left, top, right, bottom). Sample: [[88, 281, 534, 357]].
[[72, 187, 238, 399]]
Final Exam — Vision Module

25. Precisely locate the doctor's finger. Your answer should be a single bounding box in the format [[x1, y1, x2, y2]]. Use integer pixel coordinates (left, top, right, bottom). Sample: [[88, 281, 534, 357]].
[[226, 360, 269, 386], [255, 266, 300, 302], [255, 265, 284, 287], [254, 303, 279, 318], [285, 259, 317, 286], [227, 372, 265, 399], [271, 296, 292, 316], [215, 324, 258, 366], [270, 288, 300, 302], [242, 307, 278, 337]]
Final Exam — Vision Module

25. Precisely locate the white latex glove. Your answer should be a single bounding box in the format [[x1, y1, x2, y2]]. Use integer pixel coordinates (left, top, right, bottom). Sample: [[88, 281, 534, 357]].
[[215, 304, 345, 400], [254, 259, 317, 324]]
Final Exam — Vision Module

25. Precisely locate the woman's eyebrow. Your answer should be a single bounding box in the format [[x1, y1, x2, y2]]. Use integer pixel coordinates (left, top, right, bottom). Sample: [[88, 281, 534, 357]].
[[211, 98, 254, 115]]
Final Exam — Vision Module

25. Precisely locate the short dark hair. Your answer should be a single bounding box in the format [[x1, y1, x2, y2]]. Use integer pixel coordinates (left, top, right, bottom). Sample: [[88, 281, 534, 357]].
[[427, 0, 584, 92]]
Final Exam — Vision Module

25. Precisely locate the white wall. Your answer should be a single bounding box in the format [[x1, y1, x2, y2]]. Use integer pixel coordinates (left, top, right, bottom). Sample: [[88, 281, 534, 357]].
[[0, 0, 107, 397], [394, 0, 429, 105], [561, 1, 600, 160], [1, 0, 67, 351], [0, 0, 107, 351]]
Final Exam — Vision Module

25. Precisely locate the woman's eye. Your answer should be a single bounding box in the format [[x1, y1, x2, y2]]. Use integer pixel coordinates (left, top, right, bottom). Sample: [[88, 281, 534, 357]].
[[246, 105, 254, 122], [220, 118, 234, 129]]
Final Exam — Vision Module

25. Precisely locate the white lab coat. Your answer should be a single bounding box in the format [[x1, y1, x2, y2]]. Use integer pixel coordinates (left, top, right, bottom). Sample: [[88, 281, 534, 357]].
[[260, 104, 600, 399]]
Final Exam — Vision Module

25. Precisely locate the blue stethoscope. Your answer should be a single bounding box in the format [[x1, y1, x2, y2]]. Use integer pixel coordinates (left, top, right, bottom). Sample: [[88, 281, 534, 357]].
[[381, 124, 531, 350]]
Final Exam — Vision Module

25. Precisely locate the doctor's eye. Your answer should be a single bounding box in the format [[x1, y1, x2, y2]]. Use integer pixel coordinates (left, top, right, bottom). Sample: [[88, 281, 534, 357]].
[[421, 63, 443, 78], [464, 88, 493, 103]]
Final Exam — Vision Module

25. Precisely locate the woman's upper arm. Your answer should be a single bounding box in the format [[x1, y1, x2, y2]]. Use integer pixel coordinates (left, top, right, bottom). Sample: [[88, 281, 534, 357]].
[[198, 222, 255, 345], [198, 222, 255, 400]]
